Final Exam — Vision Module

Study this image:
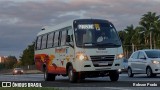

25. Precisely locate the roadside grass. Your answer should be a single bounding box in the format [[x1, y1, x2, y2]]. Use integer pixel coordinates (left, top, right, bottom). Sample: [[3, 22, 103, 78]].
[[0, 87, 60, 90]]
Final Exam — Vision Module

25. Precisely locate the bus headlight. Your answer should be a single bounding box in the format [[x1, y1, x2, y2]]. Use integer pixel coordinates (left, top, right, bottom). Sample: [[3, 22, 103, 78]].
[[79, 54, 85, 60], [76, 54, 89, 61], [152, 60, 160, 64], [116, 53, 124, 59]]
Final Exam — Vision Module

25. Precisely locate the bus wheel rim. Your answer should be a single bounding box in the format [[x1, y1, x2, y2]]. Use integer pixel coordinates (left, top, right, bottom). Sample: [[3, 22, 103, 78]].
[[69, 70, 73, 81], [44, 71, 47, 79]]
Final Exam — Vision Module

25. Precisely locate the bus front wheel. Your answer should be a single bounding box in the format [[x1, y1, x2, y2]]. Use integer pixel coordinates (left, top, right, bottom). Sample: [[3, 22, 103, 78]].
[[109, 70, 119, 81], [68, 66, 77, 83]]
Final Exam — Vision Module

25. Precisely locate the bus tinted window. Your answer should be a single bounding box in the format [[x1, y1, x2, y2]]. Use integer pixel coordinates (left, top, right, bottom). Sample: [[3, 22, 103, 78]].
[[74, 21, 121, 48], [54, 31, 59, 47], [67, 26, 73, 42], [47, 32, 54, 48], [41, 34, 48, 49], [61, 30, 67, 46], [36, 36, 42, 50]]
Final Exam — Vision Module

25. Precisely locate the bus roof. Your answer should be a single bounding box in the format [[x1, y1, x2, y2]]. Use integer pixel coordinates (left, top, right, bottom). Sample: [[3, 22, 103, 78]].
[[37, 19, 74, 36], [37, 19, 110, 36]]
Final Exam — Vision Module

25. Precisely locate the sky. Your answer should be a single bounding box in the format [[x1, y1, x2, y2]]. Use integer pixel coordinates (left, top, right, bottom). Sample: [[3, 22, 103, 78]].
[[0, 0, 160, 59]]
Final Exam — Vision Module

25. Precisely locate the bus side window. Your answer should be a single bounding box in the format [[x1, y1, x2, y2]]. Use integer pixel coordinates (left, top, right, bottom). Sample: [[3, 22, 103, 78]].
[[36, 36, 42, 50], [47, 32, 54, 48], [67, 26, 73, 42], [61, 30, 67, 46], [35, 37, 38, 50], [54, 31, 59, 47], [41, 34, 48, 49]]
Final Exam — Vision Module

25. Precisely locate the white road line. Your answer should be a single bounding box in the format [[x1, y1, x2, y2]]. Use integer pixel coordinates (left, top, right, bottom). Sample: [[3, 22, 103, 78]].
[[104, 87, 132, 90]]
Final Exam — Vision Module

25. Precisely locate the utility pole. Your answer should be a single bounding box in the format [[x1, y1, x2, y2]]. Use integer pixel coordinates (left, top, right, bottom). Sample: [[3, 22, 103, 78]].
[[132, 43, 134, 53], [150, 32, 152, 49]]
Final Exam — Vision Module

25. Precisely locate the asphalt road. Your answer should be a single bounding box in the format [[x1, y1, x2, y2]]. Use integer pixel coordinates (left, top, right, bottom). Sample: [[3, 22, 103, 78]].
[[0, 73, 160, 81], [1, 73, 160, 90]]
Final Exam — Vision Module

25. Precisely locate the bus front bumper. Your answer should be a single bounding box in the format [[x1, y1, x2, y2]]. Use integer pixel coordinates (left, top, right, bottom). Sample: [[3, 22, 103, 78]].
[[73, 59, 123, 72]]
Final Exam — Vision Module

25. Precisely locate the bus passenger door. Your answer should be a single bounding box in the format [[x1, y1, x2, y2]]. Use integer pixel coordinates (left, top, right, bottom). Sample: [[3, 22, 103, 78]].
[[53, 31, 61, 72], [59, 27, 74, 74], [65, 27, 74, 68], [59, 30, 67, 74]]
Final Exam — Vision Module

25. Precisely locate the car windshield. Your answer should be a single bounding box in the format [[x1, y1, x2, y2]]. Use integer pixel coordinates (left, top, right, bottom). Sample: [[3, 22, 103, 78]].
[[74, 20, 121, 48], [14, 68, 22, 70], [145, 51, 160, 58]]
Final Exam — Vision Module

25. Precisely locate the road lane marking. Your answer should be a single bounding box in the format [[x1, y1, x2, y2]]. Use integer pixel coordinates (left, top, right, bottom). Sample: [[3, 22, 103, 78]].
[[104, 87, 132, 90]]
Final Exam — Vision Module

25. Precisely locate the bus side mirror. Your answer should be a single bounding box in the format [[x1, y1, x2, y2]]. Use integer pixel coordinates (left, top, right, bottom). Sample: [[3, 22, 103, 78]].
[[66, 35, 71, 42], [66, 35, 74, 48]]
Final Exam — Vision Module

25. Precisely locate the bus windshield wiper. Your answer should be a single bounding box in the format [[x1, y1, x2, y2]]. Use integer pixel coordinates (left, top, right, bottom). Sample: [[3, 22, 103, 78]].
[[97, 43, 120, 46], [83, 42, 97, 46]]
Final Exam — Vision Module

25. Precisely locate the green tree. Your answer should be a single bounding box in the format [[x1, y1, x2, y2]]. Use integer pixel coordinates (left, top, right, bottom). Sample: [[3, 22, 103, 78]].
[[4, 56, 17, 69], [119, 12, 160, 58], [118, 30, 126, 43], [20, 42, 35, 66], [14, 61, 22, 68], [0, 63, 5, 70], [124, 25, 135, 52], [152, 16, 160, 48], [139, 12, 160, 49]]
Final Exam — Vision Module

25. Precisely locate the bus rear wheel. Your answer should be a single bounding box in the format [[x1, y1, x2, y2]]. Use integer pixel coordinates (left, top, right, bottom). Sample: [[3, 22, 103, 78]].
[[68, 66, 77, 83], [44, 68, 56, 81], [109, 70, 119, 81]]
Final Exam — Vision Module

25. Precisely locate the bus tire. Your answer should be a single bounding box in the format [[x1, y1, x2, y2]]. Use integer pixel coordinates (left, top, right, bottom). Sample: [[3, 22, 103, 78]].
[[44, 68, 56, 81], [68, 66, 77, 83], [109, 70, 119, 81]]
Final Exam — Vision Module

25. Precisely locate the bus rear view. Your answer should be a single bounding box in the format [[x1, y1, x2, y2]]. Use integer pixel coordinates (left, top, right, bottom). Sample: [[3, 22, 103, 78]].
[[35, 19, 123, 83]]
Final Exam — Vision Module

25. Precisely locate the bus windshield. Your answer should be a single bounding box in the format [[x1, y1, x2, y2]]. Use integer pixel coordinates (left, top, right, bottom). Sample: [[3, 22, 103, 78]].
[[74, 20, 121, 48]]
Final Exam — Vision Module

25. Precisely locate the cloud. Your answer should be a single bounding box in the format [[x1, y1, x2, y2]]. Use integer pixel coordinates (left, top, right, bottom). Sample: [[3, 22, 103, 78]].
[[0, 0, 160, 57]]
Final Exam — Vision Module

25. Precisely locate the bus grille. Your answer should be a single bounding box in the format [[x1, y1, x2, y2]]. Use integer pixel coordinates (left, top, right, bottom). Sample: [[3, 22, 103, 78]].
[[90, 55, 115, 67]]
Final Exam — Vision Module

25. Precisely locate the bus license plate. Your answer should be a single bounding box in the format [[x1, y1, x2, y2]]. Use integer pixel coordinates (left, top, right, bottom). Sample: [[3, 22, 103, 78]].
[[99, 62, 108, 65]]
